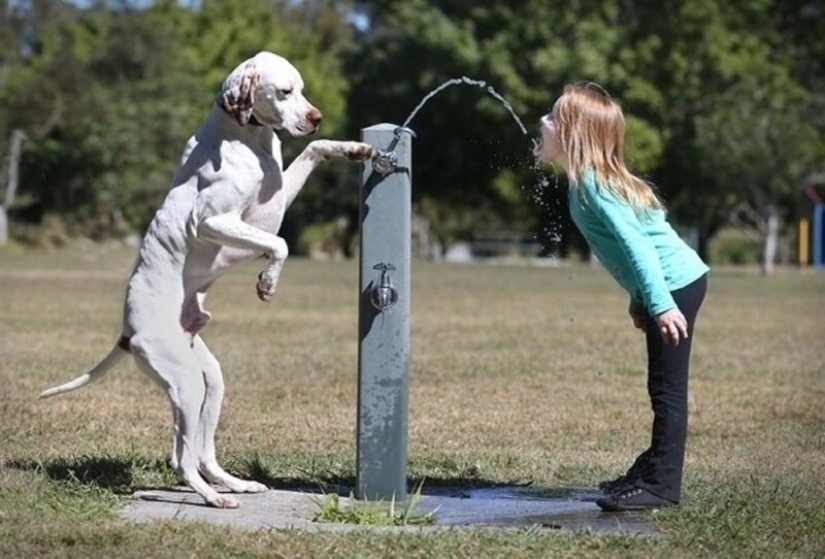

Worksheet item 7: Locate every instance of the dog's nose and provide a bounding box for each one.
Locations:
[307,108,323,128]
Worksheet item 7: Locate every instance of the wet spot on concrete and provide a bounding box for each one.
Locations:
[419,485,659,534]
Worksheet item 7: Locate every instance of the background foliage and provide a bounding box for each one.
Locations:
[1,0,823,259]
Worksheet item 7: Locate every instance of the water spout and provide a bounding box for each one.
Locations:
[371,126,416,175]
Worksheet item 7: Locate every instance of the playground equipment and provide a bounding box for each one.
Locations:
[799,182,824,271]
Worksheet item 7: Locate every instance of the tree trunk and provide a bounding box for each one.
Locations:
[762,205,779,276]
[0,206,7,245]
[0,129,27,246]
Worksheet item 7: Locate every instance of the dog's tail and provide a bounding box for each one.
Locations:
[39,336,130,399]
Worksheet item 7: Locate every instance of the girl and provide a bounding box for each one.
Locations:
[535,83,708,511]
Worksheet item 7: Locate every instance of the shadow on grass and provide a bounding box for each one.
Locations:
[5,455,173,494]
[244,458,597,501]
[6,454,598,503]
[240,454,521,496]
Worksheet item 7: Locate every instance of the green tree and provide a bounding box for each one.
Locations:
[346,0,667,255]
[5,0,358,244]
[647,1,825,265]
[3,0,822,265]
[347,0,824,264]
[15,1,204,237]
[693,74,821,273]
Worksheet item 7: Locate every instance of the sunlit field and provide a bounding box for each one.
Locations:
[1,244,823,558]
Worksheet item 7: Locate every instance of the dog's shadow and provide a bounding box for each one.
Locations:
[6,455,171,494]
[6,454,357,495]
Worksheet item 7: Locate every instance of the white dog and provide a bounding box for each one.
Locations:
[39,51,374,508]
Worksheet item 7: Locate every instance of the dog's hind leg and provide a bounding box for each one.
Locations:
[130,332,240,509]
[191,336,268,493]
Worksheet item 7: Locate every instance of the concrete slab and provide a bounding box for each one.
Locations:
[120,485,659,535]
[122,488,327,532]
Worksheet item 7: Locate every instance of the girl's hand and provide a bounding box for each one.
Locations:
[628,305,647,331]
[655,308,689,346]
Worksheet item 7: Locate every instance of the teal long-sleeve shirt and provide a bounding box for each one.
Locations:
[568,171,709,316]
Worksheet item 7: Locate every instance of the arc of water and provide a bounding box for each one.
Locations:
[398,76,566,255]
[401,76,528,135]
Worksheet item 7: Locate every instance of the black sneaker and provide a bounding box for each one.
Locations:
[596,486,677,512]
[598,448,653,493]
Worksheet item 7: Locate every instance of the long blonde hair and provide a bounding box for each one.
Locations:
[553,83,662,212]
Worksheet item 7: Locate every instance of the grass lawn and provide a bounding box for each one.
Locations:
[1,243,823,558]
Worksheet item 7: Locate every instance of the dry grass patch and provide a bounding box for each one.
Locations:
[1,245,823,557]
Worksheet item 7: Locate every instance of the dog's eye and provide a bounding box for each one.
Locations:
[279,88,293,97]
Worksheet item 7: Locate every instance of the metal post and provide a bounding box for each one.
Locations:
[356,124,412,500]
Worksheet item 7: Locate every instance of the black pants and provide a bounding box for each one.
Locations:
[635,274,707,503]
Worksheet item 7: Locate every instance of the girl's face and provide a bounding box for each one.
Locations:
[534,108,563,165]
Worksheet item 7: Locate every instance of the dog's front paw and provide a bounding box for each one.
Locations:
[256,270,277,302]
[343,141,375,162]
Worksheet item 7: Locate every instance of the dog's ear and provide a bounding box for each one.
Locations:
[219,61,260,126]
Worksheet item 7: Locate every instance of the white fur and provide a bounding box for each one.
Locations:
[39,51,373,509]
